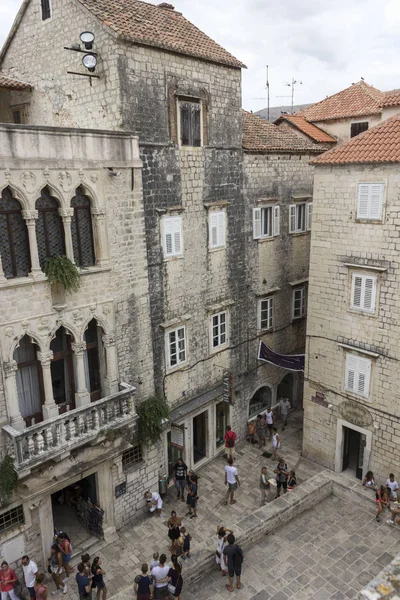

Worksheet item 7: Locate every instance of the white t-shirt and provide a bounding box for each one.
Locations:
[152,565,170,588]
[225,465,238,485]
[386,479,399,496]
[265,411,273,425]
[279,399,291,414]
[23,560,38,588]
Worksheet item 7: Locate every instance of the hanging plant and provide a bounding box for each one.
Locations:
[45,255,81,293]
[0,455,18,508]
[137,396,170,445]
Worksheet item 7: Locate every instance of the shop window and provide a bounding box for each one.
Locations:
[50,327,75,410]
[179,99,201,147]
[0,187,31,279]
[35,187,65,270]
[14,335,44,426]
[71,187,95,267]
[122,444,143,469]
[84,319,105,402]
[0,505,24,533]
[41,0,51,20]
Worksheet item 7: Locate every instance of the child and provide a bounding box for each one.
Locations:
[150,552,159,571]
[287,470,297,490]
[376,485,390,522]
[247,421,256,444]
[180,526,191,559]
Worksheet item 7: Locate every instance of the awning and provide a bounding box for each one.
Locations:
[170,384,224,422]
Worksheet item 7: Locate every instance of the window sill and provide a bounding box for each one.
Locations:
[179,145,203,151]
[291,315,306,323]
[0,275,42,289]
[163,255,184,263]
[258,327,274,333]
[355,219,383,224]
[344,389,371,402]
[165,362,188,374]
[289,231,309,237]
[210,343,229,355]
[122,460,144,473]
[256,236,275,243]
[209,246,226,253]
[79,265,112,276]
[348,307,376,317]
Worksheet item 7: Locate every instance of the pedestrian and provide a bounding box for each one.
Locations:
[185,473,198,519]
[150,553,159,571]
[272,427,281,459]
[375,485,390,522]
[173,458,188,502]
[274,459,289,498]
[386,473,399,500]
[223,534,244,592]
[260,466,270,506]
[167,511,182,552]
[21,555,38,600]
[91,558,106,600]
[168,555,183,600]
[58,533,72,580]
[48,544,66,595]
[145,490,163,516]
[255,415,266,449]
[362,471,377,490]
[81,555,91,573]
[246,420,256,444]
[0,561,18,600]
[34,575,48,600]
[224,457,240,506]
[75,563,92,600]
[179,527,191,559]
[265,407,274,439]
[287,470,297,490]
[215,525,233,576]
[151,554,170,600]
[278,397,291,430]
[387,505,400,525]
[134,564,153,600]
[224,426,237,461]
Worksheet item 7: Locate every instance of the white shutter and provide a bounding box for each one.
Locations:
[163,218,173,256]
[217,212,225,247]
[289,204,296,233]
[162,216,182,257]
[253,208,261,239]
[345,354,371,398]
[173,217,182,255]
[351,275,363,308]
[357,183,384,219]
[307,203,313,231]
[273,206,280,236]
[345,354,357,392]
[363,276,376,311]
[357,185,370,218]
[351,273,376,312]
[210,213,218,248]
[370,184,383,219]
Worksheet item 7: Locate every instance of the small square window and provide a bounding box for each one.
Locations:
[258,297,274,330]
[122,444,142,469]
[351,122,368,138]
[292,286,306,319]
[211,311,227,349]
[166,326,187,368]
[12,107,27,124]
[0,505,24,533]
[179,100,201,147]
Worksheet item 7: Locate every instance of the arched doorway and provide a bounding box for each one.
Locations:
[277,373,294,405]
[248,386,271,419]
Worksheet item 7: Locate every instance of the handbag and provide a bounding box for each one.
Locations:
[168,583,176,595]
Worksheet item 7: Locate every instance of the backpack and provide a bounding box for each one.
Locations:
[233,545,243,565]
[226,433,235,448]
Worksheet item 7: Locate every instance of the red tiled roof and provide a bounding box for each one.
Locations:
[274,114,337,144]
[242,110,323,154]
[77,0,245,68]
[381,91,400,108]
[310,115,400,165]
[300,81,385,122]
[0,75,31,90]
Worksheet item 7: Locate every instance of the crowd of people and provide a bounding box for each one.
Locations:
[362,470,400,523]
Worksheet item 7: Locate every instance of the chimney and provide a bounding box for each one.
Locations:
[158,3,175,9]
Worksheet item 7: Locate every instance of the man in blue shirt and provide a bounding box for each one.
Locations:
[76,563,92,600]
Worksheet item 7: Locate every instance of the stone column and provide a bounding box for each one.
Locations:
[92,208,110,268]
[38,351,59,420]
[22,210,44,279]
[103,332,119,395]
[4,360,25,431]
[71,342,91,407]
[59,208,75,264]
[97,460,117,542]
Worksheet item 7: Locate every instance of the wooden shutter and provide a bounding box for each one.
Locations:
[217,212,225,246]
[370,184,383,219]
[180,104,190,146]
[346,354,357,392]
[193,105,201,147]
[41,0,51,20]
[289,205,296,233]
[357,185,370,218]
[346,354,371,398]
[173,217,182,255]
[273,206,280,236]
[351,275,363,308]
[307,203,313,231]
[363,276,376,311]
[253,208,261,239]
[351,273,376,311]
[209,213,218,248]
[163,218,173,256]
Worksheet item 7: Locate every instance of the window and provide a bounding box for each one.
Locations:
[351,273,377,313]
[12,107,27,124]
[179,100,201,147]
[253,206,280,239]
[162,216,182,258]
[351,122,368,138]
[211,312,227,349]
[50,327,75,409]
[357,183,384,220]
[0,187,31,279]
[35,188,65,270]
[166,326,186,368]
[209,211,226,249]
[71,187,95,267]
[41,0,51,20]
[14,335,44,426]
[0,505,24,533]
[292,286,306,319]
[122,444,143,469]
[258,297,274,330]
[84,319,105,402]
[289,202,312,233]
[345,353,371,398]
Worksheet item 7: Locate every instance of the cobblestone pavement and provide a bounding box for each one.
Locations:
[181,495,400,600]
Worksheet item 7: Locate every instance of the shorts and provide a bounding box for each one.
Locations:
[277,480,287,490]
[27,588,36,599]
[228,566,242,577]
[267,423,273,431]
[226,447,235,458]
[175,480,185,491]
[137,595,150,600]
[186,495,196,507]
[228,482,238,491]
[154,586,169,600]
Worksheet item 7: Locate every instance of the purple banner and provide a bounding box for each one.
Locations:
[258,341,305,372]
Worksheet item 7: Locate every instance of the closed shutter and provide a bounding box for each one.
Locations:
[370,184,383,219]
[217,212,225,246]
[173,218,182,254]
[253,208,261,239]
[363,276,376,311]
[351,275,363,308]
[357,185,370,218]
[345,354,371,398]
[163,217,182,257]
[209,211,225,248]
[351,273,376,312]
[289,205,296,233]
[307,203,313,231]
[273,205,280,236]
[357,183,383,219]
[180,105,190,146]
[193,106,201,147]
[210,213,218,247]
[163,218,173,256]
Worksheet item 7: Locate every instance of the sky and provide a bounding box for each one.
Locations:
[1,0,400,112]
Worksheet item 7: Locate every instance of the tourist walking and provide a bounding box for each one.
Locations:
[279,398,291,430]
[180,527,192,559]
[223,534,244,592]
[48,545,66,595]
[58,533,73,580]
[168,555,183,600]
[224,426,237,460]
[173,458,188,501]
[274,459,289,498]
[91,557,106,600]
[265,407,274,439]
[255,415,266,449]
[75,563,92,600]
[260,466,270,506]
[134,564,153,600]
[272,427,281,459]
[0,561,18,600]
[167,511,182,552]
[151,554,170,600]
[22,555,38,599]
[386,473,399,500]
[34,575,48,600]
[186,473,198,519]
[224,457,240,505]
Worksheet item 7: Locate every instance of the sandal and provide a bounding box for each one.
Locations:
[226,585,234,592]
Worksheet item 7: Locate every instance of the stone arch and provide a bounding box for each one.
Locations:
[0,183,30,211]
[35,182,66,209]
[48,321,78,345]
[79,313,109,343]
[67,181,101,212]
[10,331,45,361]
[277,372,295,405]
[248,384,273,419]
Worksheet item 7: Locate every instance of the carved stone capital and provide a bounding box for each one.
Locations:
[59,208,74,219]
[22,210,39,222]
[37,351,54,367]
[71,342,86,355]
[4,361,18,377]
[91,208,106,217]
[102,333,116,347]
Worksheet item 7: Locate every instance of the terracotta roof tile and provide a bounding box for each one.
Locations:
[77,0,245,68]
[381,91,400,108]
[300,81,385,122]
[274,114,337,144]
[310,115,400,165]
[0,75,31,90]
[242,110,323,154]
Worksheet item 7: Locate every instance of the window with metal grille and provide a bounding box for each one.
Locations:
[122,444,143,469]
[41,0,51,20]
[350,122,368,138]
[0,505,24,533]
[71,187,95,267]
[0,187,31,279]
[179,100,201,147]
[35,187,65,270]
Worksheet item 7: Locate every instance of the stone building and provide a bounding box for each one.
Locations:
[303,115,400,483]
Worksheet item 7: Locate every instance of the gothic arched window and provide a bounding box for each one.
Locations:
[71,187,95,267]
[0,187,30,279]
[35,187,65,270]
[84,319,105,402]
[14,335,44,426]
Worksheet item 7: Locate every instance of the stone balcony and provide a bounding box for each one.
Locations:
[3,382,137,476]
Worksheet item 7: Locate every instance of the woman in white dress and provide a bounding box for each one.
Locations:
[215,525,233,576]
[272,427,281,459]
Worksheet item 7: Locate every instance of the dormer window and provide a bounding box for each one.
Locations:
[41,0,51,21]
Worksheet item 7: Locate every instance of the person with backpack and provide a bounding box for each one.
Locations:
[223,534,244,592]
[0,561,19,600]
[224,426,237,460]
[48,544,66,595]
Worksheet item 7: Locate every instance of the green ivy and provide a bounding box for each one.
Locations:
[45,255,81,292]
[137,397,170,445]
[0,455,18,508]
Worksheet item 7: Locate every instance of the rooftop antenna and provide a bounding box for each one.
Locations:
[286,78,302,114]
[252,64,271,120]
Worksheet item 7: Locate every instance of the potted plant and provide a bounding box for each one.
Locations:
[45,255,80,304]
[0,455,18,508]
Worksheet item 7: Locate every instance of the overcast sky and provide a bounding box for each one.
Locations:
[1,0,400,112]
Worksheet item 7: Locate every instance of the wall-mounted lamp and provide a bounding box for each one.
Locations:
[82,54,97,73]
[80,31,95,50]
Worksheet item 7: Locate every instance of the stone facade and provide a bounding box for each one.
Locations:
[303,163,400,483]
